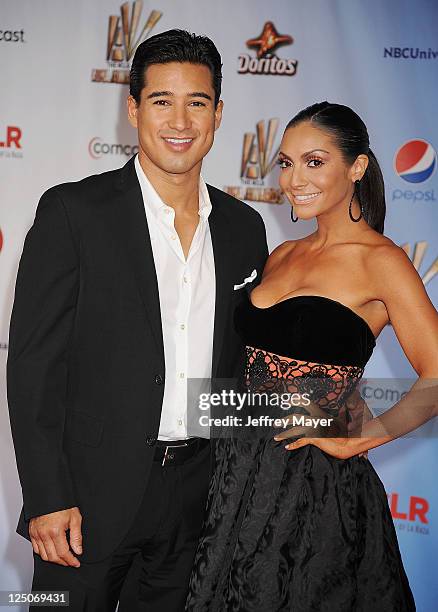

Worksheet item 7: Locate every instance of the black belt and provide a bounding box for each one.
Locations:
[153,437,210,466]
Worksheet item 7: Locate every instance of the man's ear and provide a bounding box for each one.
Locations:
[214,100,224,131]
[127,95,139,128]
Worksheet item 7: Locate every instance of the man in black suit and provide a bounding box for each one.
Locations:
[7,30,268,610]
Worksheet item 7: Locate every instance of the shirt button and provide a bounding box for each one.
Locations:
[179,372,185,379]
[180,324,185,330]
[155,374,164,385]
[171,235,177,240]
[146,436,157,446]
[183,276,188,283]
[178,419,183,426]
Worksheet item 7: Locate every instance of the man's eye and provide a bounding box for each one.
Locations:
[153,100,169,106]
[190,101,206,107]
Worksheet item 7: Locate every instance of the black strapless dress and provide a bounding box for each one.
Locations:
[186,294,416,611]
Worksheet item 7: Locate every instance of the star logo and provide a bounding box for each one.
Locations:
[246,21,293,58]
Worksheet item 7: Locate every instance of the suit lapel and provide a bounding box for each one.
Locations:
[208,186,233,379]
[111,157,164,362]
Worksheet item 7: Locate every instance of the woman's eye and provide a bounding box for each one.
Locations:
[308,158,323,167]
[277,158,291,169]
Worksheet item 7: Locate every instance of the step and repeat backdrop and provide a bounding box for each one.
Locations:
[1,0,437,609]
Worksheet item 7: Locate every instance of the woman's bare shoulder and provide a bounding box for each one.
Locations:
[263,240,298,275]
[340,229,400,260]
[268,234,314,258]
[270,239,297,258]
[362,232,420,294]
[363,231,408,261]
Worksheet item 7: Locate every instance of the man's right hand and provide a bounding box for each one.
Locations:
[29,506,82,567]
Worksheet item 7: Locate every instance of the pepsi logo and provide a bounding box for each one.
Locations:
[394,139,436,184]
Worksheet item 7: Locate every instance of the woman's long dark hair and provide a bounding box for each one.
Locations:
[286,102,385,234]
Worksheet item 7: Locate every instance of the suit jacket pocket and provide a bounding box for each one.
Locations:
[65,410,104,447]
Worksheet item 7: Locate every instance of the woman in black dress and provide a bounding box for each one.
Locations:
[186,102,438,611]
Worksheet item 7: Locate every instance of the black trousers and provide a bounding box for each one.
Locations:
[31,442,211,611]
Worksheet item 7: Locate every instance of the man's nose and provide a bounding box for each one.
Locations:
[168,104,192,132]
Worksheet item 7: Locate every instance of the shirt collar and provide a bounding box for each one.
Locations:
[134,154,212,221]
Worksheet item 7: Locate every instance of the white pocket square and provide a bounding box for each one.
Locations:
[233,269,257,290]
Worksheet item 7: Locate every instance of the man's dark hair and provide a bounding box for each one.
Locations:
[130,29,223,106]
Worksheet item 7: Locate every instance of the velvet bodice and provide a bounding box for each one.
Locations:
[235,293,375,368]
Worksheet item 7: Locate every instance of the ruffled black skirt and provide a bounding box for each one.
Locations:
[186,439,415,612]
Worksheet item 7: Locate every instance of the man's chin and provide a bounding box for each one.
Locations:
[139,149,204,176]
[158,159,201,176]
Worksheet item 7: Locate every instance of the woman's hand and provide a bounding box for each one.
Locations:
[280,435,360,459]
[273,400,368,459]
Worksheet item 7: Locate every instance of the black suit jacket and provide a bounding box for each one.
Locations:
[7,157,269,563]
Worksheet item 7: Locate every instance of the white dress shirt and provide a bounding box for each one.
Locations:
[134,156,215,440]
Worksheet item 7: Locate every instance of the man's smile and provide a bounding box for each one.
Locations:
[162,136,195,152]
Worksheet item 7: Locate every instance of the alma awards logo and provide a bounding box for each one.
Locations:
[401,241,438,287]
[224,118,284,204]
[92,1,162,84]
[238,21,298,76]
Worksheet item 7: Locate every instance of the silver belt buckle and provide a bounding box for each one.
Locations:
[162,443,188,466]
